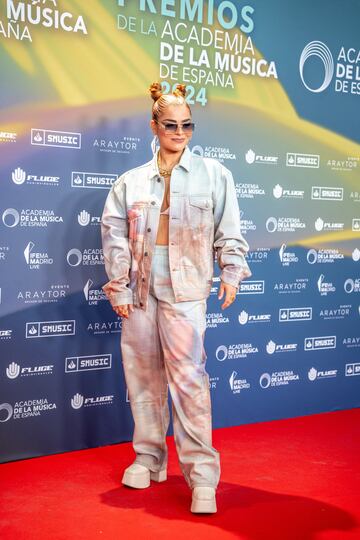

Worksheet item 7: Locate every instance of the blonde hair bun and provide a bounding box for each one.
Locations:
[149,82,187,102]
[149,82,163,102]
[173,84,187,99]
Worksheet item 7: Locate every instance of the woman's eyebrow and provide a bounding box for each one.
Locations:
[162,118,192,122]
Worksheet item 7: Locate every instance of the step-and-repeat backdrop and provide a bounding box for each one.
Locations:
[0,1,359,462]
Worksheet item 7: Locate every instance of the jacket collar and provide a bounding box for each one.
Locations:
[149,144,191,179]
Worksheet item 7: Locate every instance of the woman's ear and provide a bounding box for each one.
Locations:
[150,119,157,135]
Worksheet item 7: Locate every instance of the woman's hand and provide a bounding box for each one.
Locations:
[113,304,134,319]
[218,281,237,310]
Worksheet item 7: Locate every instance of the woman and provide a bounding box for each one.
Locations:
[101,82,252,513]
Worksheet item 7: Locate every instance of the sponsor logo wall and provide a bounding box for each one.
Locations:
[0,0,359,462]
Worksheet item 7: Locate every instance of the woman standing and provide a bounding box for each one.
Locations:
[101,82,252,513]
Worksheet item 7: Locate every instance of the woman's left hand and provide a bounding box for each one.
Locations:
[218,281,237,310]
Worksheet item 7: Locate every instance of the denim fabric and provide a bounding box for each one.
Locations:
[120,244,220,489]
[101,145,252,310]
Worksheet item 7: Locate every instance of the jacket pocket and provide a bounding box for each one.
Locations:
[189,195,213,210]
[127,207,145,260]
[188,194,213,228]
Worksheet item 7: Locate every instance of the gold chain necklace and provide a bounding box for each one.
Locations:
[157,153,176,176]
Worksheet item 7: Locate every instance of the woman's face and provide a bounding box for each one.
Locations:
[151,103,193,153]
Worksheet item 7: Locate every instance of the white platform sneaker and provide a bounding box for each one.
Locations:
[191,487,217,513]
[121,463,167,489]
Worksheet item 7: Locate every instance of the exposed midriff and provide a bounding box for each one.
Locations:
[155,173,171,245]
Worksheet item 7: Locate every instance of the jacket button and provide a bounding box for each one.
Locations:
[151,201,156,205]
[144,251,148,256]
[157,178,161,183]
[140,302,143,307]
[147,227,151,232]
[142,277,145,282]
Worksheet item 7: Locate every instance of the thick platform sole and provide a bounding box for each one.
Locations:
[191,495,217,513]
[122,467,167,489]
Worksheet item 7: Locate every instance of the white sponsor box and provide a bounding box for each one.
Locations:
[26,320,75,338]
[287,153,319,168]
[304,336,336,351]
[345,363,360,376]
[31,129,81,149]
[311,186,343,200]
[65,354,112,372]
[239,280,265,294]
[72,172,117,189]
[279,307,312,322]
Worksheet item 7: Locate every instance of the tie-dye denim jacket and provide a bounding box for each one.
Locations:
[101,145,252,310]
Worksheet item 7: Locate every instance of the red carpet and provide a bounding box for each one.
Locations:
[1,408,359,540]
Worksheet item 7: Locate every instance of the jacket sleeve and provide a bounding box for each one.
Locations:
[101,176,133,307]
[213,163,252,289]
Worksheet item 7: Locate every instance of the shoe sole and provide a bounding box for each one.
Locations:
[122,468,167,489]
[191,498,217,513]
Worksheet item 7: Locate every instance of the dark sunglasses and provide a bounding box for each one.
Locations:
[155,120,195,133]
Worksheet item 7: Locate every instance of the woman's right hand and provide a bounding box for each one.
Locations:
[113,304,134,318]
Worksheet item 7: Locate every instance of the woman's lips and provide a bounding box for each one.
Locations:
[172,138,185,142]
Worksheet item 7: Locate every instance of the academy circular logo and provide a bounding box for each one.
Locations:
[2,208,20,228]
[299,41,334,93]
[259,373,271,389]
[191,145,204,156]
[307,249,318,264]
[266,217,278,233]
[344,278,355,294]
[0,403,13,422]
[215,345,228,362]
[67,248,83,266]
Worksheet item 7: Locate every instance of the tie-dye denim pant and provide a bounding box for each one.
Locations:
[120,244,221,489]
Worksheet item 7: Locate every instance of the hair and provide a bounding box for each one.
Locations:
[149,82,191,121]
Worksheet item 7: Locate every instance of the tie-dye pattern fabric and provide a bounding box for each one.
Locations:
[120,244,220,489]
[101,145,252,310]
